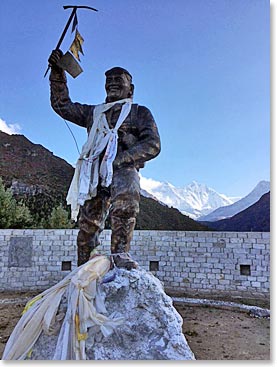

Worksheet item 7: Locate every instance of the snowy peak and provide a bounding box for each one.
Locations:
[198,180,270,222]
[140,175,236,219]
[176,181,232,212]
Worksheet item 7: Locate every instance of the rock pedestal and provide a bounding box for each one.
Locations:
[30,268,195,360]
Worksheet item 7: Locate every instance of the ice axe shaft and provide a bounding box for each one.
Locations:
[44,5,98,78]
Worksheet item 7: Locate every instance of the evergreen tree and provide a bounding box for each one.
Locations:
[47,204,73,229]
[0,178,16,228]
[0,178,34,228]
[14,201,33,228]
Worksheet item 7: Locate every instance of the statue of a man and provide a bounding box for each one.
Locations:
[48,50,161,269]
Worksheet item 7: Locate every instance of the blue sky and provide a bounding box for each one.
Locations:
[0,0,270,198]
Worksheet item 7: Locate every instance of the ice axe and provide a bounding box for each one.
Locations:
[44,5,98,78]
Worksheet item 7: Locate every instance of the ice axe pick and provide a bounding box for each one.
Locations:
[44,5,98,78]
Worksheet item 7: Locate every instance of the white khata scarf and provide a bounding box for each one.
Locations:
[67,98,132,220]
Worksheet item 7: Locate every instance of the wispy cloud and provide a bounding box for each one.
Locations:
[139,174,163,192]
[0,118,21,135]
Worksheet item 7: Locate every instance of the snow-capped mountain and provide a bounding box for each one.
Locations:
[198,180,270,222]
[140,176,237,219]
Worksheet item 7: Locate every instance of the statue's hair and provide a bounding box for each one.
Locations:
[105,67,132,83]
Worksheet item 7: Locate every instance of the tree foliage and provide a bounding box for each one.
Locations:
[0,178,33,228]
[47,204,73,229]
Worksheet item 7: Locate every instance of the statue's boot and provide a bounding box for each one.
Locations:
[110,216,138,270]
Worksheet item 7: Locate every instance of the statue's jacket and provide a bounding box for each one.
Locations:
[49,68,161,171]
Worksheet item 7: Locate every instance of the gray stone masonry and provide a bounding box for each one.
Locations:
[0,230,270,297]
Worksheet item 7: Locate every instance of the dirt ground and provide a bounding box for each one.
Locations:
[175,304,270,360]
[0,292,270,360]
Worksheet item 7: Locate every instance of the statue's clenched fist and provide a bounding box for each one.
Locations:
[48,49,64,68]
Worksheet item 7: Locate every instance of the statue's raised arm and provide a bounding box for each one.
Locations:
[49,49,93,129]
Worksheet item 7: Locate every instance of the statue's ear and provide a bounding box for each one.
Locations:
[129,83,134,98]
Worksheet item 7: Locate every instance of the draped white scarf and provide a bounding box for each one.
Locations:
[67,98,132,220]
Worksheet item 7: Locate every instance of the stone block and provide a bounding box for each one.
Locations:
[237,233,248,238]
[201,263,213,269]
[36,280,51,286]
[186,263,199,268]
[247,276,258,281]
[191,283,203,289]
[209,247,221,253]
[212,232,226,238]
[253,243,266,250]
[243,238,257,244]
[207,258,219,263]
[224,274,234,280]
[215,285,227,290]
[257,239,269,245]
[230,237,244,244]
[233,248,247,254]
[240,281,251,287]
[247,233,262,239]
[194,237,206,243]
[218,279,230,285]
[257,276,268,282]
[241,243,253,249]
[196,247,207,253]
[195,273,206,279]
[225,232,238,238]
[262,232,270,239]
[194,257,206,263]
[256,265,267,272]
[184,256,194,263]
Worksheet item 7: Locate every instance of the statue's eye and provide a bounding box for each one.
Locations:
[115,77,123,82]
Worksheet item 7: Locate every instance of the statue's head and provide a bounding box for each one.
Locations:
[105,67,134,102]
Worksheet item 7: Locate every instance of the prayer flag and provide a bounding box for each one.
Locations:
[70,29,84,61]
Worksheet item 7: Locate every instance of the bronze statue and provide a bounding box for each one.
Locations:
[48,50,161,269]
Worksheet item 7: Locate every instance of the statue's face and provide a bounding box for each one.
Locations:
[105,73,133,102]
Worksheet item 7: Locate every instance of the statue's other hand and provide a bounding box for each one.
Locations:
[48,49,64,68]
[113,151,134,169]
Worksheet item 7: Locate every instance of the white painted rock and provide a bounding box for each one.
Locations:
[30,268,195,360]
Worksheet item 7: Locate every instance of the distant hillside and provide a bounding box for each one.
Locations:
[0,131,209,230]
[200,192,270,232]
[137,196,209,230]
[198,181,270,221]
[0,131,74,194]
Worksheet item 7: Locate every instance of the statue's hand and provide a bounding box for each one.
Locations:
[48,49,64,68]
[122,133,137,149]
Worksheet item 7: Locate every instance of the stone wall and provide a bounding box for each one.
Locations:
[0,230,270,296]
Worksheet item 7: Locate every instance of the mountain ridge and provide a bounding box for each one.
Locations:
[199,192,270,232]
[198,180,270,221]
